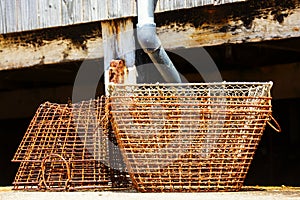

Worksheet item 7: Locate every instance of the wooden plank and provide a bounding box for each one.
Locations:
[99,0,108,20]
[120,0,135,17]
[101,19,135,72]
[84,0,102,22]
[16,0,23,31]
[89,0,99,22]
[156,5,300,49]
[82,0,92,22]
[1,2,300,71]
[73,0,83,24]
[37,0,44,28]
[0,0,245,34]
[106,0,118,19]
[61,0,82,25]
[157,0,216,11]
[0,0,6,33]
[38,0,47,28]
[101,18,136,94]
[4,0,16,33]
[28,0,38,31]
[61,0,75,25]
[215,0,233,5]
[47,0,62,28]
[0,7,297,69]
[15,0,38,32]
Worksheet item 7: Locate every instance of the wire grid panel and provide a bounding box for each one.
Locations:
[12,96,114,190]
[108,127,133,188]
[109,82,273,192]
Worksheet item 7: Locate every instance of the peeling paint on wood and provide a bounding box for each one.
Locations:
[0,22,104,70]
[0,0,245,34]
[156,4,300,49]
[0,37,103,70]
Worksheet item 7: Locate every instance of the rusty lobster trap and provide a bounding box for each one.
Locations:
[109,82,280,192]
[12,96,130,191]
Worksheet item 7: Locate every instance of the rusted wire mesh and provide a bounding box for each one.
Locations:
[109,82,275,192]
[12,96,130,191]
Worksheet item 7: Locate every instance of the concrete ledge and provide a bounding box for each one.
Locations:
[1,187,300,200]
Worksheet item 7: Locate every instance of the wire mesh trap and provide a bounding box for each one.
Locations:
[12,96,130,191]
[109,82,280,192]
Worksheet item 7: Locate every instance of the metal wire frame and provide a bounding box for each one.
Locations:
[109,82,276,192]
[12,96,130,191]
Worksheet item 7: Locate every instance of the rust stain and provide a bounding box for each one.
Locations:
[0,22,101,49]
[293,27,300,31]
[101,18,132,48]
[109,59,128,84]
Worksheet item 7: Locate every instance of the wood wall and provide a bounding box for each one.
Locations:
[0,0,245,34]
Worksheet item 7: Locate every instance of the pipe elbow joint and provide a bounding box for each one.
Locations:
[137,23,161,53]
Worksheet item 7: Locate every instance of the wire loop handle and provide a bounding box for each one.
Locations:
[40,154,71,191]
[267,115,281,132]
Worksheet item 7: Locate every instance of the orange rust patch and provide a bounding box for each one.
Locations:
[109,59,128,84]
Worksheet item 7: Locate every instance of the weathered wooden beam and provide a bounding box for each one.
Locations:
[1,4,300,70]
[0,23,104,70]
[101,18,136,94]
[157,4,300,49]
[0,37,103,70]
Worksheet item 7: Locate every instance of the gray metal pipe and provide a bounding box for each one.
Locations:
[136,0,182,83]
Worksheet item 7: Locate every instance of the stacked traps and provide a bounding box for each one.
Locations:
[109,82,281,192]
[12,96,130,191]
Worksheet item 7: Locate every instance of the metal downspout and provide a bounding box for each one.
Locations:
[136,0,182,83]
